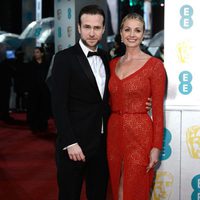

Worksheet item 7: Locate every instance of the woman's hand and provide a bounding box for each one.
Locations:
[146,147,160,173]
[146,97,152,111]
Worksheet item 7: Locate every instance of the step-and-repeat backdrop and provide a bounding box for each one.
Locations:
[53,0,200,199]
[165,0,200,106]
[54,0,75,52]
[152,1,200,200]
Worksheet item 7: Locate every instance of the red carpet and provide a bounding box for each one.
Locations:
[0,113,58,200]
[0,113,112,200]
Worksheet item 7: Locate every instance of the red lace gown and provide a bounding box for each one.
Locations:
[107,57,166,200]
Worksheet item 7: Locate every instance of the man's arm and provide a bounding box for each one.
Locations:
[49,52,77,149]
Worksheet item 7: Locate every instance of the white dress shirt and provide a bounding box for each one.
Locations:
[79,40,106,98]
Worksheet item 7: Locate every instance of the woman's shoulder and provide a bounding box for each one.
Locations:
[144,55,164,68]
[150,56,164,63]
[110,56,120,65]
[109,56,121,71]
[148,56,166,76]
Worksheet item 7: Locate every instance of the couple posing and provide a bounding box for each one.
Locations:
[48,4,166,200]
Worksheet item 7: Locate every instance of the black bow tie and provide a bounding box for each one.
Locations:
[87,51,100,57]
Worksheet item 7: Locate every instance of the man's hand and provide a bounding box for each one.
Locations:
[146,97,152,111]
[146,147,160,173]
[67,144,86,162]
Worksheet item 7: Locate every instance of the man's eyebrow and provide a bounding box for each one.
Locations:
[83,24,102,28]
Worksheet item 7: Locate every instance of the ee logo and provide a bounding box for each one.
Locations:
[160,128,172,161]
[180,5,193,29]
[57,27,62,38]
[68,8,72,19]
[191,174,200,200]
[179,71,192,95]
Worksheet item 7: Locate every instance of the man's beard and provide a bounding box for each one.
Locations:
[81,38,99,49]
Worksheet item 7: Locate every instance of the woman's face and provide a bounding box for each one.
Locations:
[33,49,43,60]
[120,18,144,49]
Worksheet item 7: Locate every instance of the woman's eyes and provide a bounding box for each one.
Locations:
[124,28,142,33]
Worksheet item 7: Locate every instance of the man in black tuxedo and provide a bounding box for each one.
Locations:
[48,5,110,200]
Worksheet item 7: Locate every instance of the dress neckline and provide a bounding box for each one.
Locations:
[114,56,153,81]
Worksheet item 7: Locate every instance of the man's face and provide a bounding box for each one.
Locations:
[78,14,105,51]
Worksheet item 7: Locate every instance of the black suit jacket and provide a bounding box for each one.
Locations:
[49,43,110,157]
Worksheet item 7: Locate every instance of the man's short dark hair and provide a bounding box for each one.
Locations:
[78,4,105,26]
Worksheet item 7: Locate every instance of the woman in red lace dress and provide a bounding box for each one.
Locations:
[107,13,166,200]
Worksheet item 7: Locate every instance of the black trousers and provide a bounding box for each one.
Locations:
[56,136,109,200]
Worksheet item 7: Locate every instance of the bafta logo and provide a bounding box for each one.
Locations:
[152,171,174,200]
[186,125,200,159]
[177,41,192,64]
[67,26,72,38]
[57,9,62,20]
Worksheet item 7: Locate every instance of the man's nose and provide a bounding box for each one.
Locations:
[89,28,95,36]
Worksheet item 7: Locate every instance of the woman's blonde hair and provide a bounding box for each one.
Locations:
[120,13,145,32]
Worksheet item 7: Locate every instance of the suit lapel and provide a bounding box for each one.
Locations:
[74,44,101,97]
[74,43,110,101]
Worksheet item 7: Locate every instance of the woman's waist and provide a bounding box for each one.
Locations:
[111,110,148,115]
